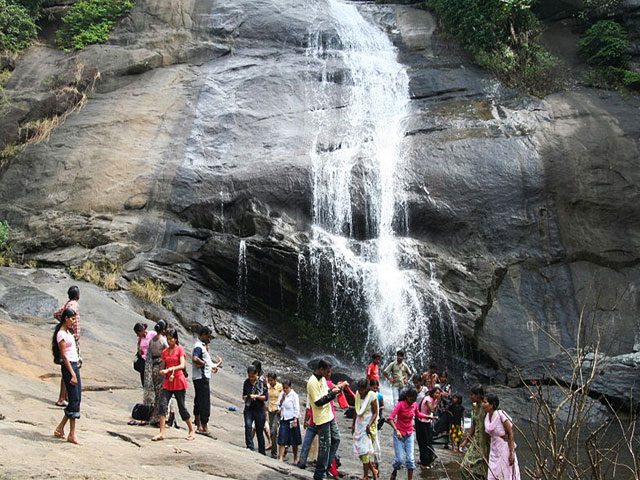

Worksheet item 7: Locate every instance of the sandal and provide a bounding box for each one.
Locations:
[55,401,68,407]
[128,420,137,426]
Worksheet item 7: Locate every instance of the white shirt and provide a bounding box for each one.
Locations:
[277,389,300,421]
[192,339,213,380]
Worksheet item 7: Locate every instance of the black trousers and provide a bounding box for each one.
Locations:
[193,378,211,424]
[416,420,435,466]
[159,389,190,420]
[244,409,266,455]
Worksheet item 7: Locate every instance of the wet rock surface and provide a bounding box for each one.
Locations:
[0,0,639,407]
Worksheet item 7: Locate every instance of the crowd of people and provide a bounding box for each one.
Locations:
[49,285,521,480]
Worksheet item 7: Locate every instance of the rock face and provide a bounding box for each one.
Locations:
[0,0,639,402]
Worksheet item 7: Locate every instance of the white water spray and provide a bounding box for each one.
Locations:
[306,0,448,359]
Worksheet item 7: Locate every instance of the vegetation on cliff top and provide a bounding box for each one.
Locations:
[0,0,133,54]
[56,0,134,51]
[429,0,561,96]
[579,20,640,91]
[0,0,39,53]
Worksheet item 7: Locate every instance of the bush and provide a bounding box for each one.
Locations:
[0,0,39,53]
[578,0,620,23]
[56,0,134,50]
[579,20,629,68]
[0,221,9,251]
[621,69,640,90]
[429,0,560,96]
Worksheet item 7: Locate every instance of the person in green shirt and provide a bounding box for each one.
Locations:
[383,350,412,405]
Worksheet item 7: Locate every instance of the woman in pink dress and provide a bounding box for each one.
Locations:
[483,394,521,480]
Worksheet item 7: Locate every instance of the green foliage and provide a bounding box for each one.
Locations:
[621,69,640,90]
[578,21,638,92]
[583,66,640,91]
[56,0,134,51]
[579,20,628,68]
[429,0,560,96]
[0,0,39,53]
[578,0,620,23]
[15,0,43,16]
[0,221,9,251]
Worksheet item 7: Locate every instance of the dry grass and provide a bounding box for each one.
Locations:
[22,117,61,144]
[129,277,167,304]
[100,260,121,290]
[68,261,101,284]
[0,143,24,166]
[0,250,10,267]
[68,259,122,290]
[0,69,11,86]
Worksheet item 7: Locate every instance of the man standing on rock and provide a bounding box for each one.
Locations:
[383,350,412,406]
[192,325,222,436]
[307,359,342,480]
[54,286,80,407]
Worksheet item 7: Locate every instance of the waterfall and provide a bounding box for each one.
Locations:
[237,240,248,312]
[306,0,456,361]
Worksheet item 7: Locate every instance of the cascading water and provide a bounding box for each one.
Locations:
[304,0,457,362]
[237,239,248,313]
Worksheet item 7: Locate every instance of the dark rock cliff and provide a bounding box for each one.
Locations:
[0,0,638,403]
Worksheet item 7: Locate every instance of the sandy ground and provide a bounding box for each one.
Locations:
[0,267,461,479]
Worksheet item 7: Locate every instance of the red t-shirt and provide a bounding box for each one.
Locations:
[161,345,188,391]
[366,363,380,382]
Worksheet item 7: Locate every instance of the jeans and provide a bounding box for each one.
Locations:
[160,389,190,420]
[268,410,281,456]
[391,386,402,405]
[244,408,266,455]
[392,432,416,471]
[61,362,81,419]
[193,378,210,424]
[315,420,340,480]
[297,424,317,466]
[416,420,435,466]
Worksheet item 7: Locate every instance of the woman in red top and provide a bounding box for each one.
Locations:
[152,328,195,441]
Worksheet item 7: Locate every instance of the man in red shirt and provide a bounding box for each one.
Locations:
[366,352,382,383]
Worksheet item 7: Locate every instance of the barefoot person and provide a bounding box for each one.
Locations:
[192,325,222,436]
[307,359,342,480]
[133,322,155,387]
[387,387,434,480]
[483,394,521,480]
[460,384,488,480]
[267,372,283,458]
[152,328,195,441]
[147,320,169,426]
[383,350,412,405]
[52,307,82,445]
[277,379,301,463]
[243,365,268,454]
[53,286,80,407]
[352,378,379,480]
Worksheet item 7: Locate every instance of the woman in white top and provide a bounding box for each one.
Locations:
[52,308,82,445]
[276,379,302,463]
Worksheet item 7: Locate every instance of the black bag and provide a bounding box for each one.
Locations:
[131,403,152,421]
[133,354,145,374]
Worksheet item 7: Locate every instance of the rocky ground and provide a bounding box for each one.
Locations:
[0,266,462,480]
